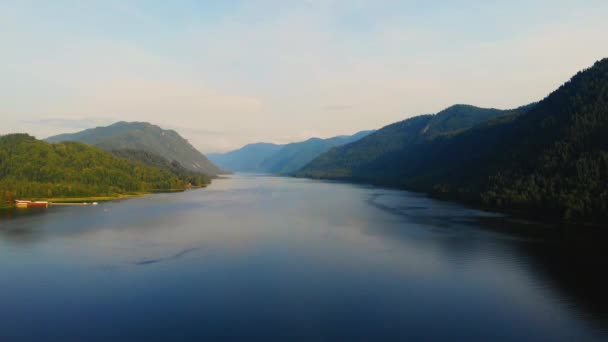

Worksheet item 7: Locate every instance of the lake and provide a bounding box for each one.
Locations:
[0,174,606,341]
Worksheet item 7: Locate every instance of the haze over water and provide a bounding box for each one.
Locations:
[0,174,606,341]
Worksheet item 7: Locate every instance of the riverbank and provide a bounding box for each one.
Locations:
[0,186,207,209]
[43,193,148,204]
[0,194,145,209]
[293,175,604,229]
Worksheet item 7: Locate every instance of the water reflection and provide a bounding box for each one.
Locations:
[0,174,606,341]
[363,187,608,334]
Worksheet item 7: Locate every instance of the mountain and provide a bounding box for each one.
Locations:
[297,104,526,179]
[260,130,374,175]
[298,58,608,223]
[0,134,188,206]
[46,122,222,176]
[208,130,374,174]
[110,149,210,187]
[207,143,282,173]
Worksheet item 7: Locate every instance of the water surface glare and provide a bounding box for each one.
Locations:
[1,174,606,341]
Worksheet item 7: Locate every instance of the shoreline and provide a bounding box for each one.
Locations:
[291,175,604,229]
[1,185,209,209]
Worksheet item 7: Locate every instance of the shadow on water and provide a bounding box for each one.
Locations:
[365,190,608,335]
[0,208,52,245]
[475,215,608,332]
[511,228,608,331]
[473,215,608,330]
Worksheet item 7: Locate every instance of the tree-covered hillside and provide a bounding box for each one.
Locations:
[46,122,222,176]
[0,134,187,207]
[111,149,210,187]
[297,58,608,223]
[472,59,608,221]
[297,104,526,179]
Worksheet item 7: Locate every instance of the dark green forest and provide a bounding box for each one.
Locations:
[0,134,192,207]
[110,149,211,187]
[296,104,529,179]
[297,59,608,223]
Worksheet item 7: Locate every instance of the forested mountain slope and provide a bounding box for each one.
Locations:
[0,134,187,205]
[46,122,222,176]
[297,58,608,222]
[297,104,527,179]
[111,149,210,187]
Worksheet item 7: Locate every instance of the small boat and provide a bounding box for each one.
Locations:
[14,200,49,209]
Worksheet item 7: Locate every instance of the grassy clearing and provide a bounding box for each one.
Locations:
[40,193,147,203]
[39,188,191,203]
[0,203,13,209]
[4,186,201,207]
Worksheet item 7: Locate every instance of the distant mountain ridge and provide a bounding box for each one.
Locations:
[46,122,222,176]
[296,104,528,178]
[298,58,608,223]
[208,130,374,174]
[260,130,374,174]
[207,143,283,173]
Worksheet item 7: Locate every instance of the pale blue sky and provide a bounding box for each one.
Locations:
[2,1,607,152]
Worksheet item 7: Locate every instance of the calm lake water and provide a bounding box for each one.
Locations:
[0,174,607,341]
